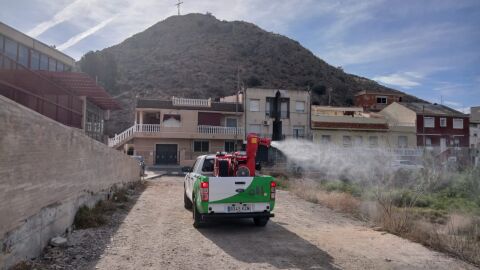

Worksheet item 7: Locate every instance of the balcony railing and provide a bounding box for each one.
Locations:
[108,124,161,147]
[108,124,244,147]
[172,96,211,107]
[197,125,244,135]
[137,124,161,133]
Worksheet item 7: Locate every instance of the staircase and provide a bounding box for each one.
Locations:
[108,124,161,148]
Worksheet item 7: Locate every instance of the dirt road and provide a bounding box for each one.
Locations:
[94,176,477,270]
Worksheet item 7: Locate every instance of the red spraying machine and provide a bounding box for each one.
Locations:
[214,133,271,177]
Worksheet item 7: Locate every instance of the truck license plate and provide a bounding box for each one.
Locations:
[227,204,251,213]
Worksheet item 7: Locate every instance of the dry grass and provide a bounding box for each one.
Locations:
[73,182,146,229]
[279,176,480,266]
[404,215,480,265]
[287,180,361,216]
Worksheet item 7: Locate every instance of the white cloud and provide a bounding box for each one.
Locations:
[27,0,85,37]
[373,72,421,88]
[57,16,117,51]
[321,23,466,67]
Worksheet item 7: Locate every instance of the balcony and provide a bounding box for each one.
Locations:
[197,125,243,135]
[108,124,244,148]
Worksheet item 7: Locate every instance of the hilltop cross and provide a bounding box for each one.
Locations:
[175,0,183,16]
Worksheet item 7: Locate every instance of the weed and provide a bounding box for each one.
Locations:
[10,261,32,270]
[113,188,129,203]
[73,202,107,229]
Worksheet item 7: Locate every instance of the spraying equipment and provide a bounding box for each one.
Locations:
[183,133,276,228]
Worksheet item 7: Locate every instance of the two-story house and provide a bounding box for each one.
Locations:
[355,90,405,112]
[380,102,469,150]
[108,97,244,166]
[311,106,393,148]
[243,88,311,140]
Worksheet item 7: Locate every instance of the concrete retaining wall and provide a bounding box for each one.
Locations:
[0,96,140,269]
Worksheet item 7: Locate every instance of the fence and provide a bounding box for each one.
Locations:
[0,52,83,128]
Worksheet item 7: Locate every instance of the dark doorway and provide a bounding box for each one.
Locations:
[155,144,178,165]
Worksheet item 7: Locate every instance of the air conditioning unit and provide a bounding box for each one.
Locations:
[262,120,269,126]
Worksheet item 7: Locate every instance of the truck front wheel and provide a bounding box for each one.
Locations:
[253,217,269,227]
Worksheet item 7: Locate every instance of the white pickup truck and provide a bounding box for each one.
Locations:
[183,154,276,228]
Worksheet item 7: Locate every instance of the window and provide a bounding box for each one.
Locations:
[398,136,408,148]
[193,141,209,152]
[0,34,4,52]
[424,116,435,128]
[249,99,260,112]
[56,62,64,72]
[440,117,447,127]
[40,54,48,70]
[369,136,378,147]
[192,157,202,173]
[454,138,460,147]
[343,136,352,147]
[265,97,272,117]
[163,114,181,127]
[201,158,214,172]
[30,50,40,70]
[453,118,463,129]
[293,126,305,138]
[4,38,17,60]
[248,124,261,134]
[321,135,331,144]
[280,99,289,118]
[48,58,56,71]
[225,141,236,152]
[0,35,3,68]
[18,44,28,67]
[353,136,363,146]
[425,137,432,147]
[226,118,237,128]
[295,101,305,112]
[376,96,387,104]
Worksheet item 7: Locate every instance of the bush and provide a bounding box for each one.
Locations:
[322,180,362,197]
[73,200,118,229]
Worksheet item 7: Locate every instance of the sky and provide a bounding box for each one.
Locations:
[1,0,479,112]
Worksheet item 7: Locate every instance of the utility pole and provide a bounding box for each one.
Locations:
[175,0,183,16]
[328,87,332,106]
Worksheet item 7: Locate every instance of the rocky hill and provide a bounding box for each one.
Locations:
[78,13,419,135]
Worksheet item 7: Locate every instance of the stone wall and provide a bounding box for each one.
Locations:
[0,96,139,269]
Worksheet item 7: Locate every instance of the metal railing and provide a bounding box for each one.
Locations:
[0,52,83,128]
[108,124,245,148]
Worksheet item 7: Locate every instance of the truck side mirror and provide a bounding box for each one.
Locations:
[181,166,191,173]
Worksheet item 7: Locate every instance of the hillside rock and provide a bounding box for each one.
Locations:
[78,13,419,136]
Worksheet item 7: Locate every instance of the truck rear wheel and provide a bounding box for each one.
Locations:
[193,197,202,228]
[253,217,269,227]
[184,189,192,209]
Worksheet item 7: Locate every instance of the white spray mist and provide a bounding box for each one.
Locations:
[270,139,397,184]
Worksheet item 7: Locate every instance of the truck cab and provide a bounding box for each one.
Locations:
[184,154,276,227]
